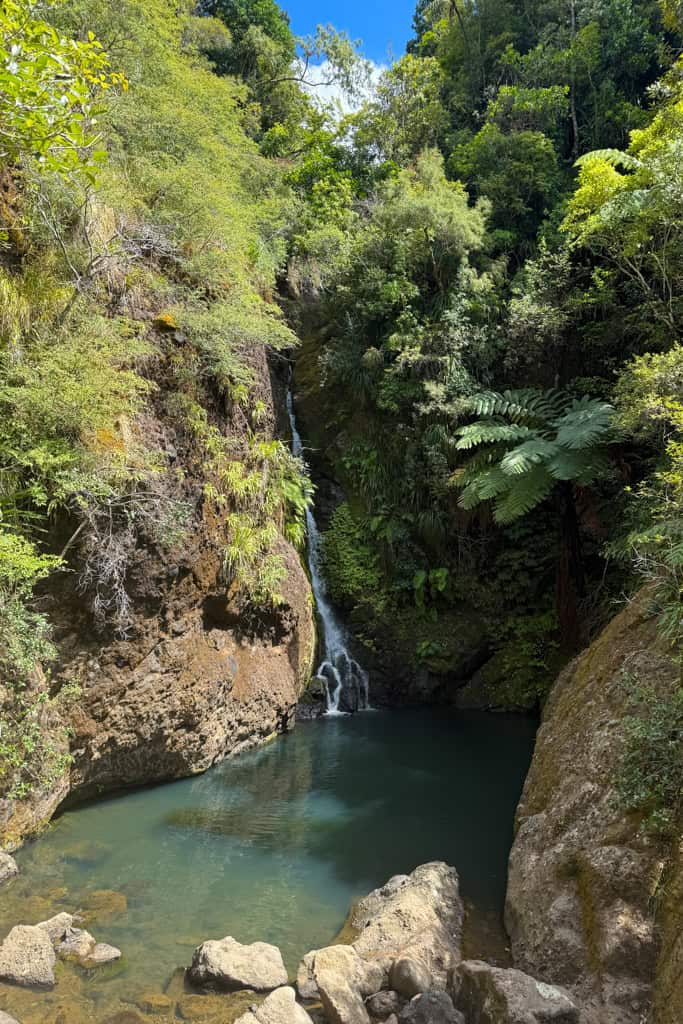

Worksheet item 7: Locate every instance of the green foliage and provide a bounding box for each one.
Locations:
[321,504,385,612]
[615,670,683,835]
[0,0,125,181]
[456,389,614,524]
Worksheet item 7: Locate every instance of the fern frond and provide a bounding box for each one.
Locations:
[458,466,510,509]
[455,420,532,450]
[493,465,554,524]
[466,388,568,424]
[553,397,614,450]
[575,148,641,172]
[547,448,610,483]
[500,438,559,476]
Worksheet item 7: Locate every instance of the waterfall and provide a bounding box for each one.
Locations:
[287,390,370,715]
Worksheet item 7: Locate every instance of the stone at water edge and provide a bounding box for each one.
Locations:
[0,923,56,988]
[0,852,19,886]
[451,960,580,1024]
[37,912,74,942]
[296,944,385,1003]
[38,913,122,968]
[0,1013,20,1024]
[317,968,371,1024]
[350,862,464,992]
[234,986,314,1024]
[398,991,464,1024]
[87,941,122,965]
[189,936,288,992]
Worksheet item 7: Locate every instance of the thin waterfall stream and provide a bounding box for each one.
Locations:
[287,389,370,714]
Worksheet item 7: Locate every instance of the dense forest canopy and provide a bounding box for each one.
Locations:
[0,0,681,829]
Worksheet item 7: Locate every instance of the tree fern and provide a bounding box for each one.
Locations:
[575,149,641,172]
[455,388,614,523]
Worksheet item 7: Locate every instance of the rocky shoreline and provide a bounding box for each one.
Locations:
[0,861,579,1024]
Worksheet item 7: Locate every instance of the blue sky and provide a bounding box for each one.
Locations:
[282,0,416,63]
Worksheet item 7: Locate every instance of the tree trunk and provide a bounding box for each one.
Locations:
[556,481,585,652]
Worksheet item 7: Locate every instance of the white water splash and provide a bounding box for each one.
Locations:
[287,390,370,715]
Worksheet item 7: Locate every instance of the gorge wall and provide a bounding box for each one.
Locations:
[505,590,682,1024]
[0,346,315,850]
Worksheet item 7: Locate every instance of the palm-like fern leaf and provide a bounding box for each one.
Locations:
[493,465,555,524]
[575,148,641,172]
[467,388,568,424]
[553,397,614,450]
[500,438,559,476]
[455,420,532,450]
[456,388,614,522]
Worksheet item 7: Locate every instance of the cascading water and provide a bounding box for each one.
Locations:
[287,390,370,715]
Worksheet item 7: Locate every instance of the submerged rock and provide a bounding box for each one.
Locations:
[0,923,56,988]
[350,863,464,991]
[134,991,174,1015]
[235,986,314,1024]
[451,960,579,1024]
[189,935,288,992]
[82,888,128,924]
[398,991,464,1024]
[0,851,19,885]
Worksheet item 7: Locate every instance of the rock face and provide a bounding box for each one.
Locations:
[0,851,18,885]
[295,865,464,1024]
[505,591,681,1024]
[452,961,579,1024]
[350,863,464,989]
[651,827,683,1024]
[0,924,56,988]
[0,348,315,848]
[189,936,288,992]
[235,987,314,1024]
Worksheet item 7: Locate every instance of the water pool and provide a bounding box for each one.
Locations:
[0,708,536,1022]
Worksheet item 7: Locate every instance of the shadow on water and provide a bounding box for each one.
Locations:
[0,708,536,1020]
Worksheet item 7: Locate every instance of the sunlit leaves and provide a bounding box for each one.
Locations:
[0,0,125,180]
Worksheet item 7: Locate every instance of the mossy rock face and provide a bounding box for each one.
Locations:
[505,590,680,1024]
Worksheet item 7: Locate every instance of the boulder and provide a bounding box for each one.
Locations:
[189,936,288,992]
[296,944,384,1003]
[0,923,56,988]
[350,863,463,990]
[57,926,97,960]
[318,969,370,1024]
[398,991,464,1024]
[451,960,580,1024]
[0,1013,20,1024]
[37,911,74,942]
[390,958,431,998]
[0,852,19,886]
[235,986,314,1024]
[51,920,121,967]
[366,990,404,1020]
